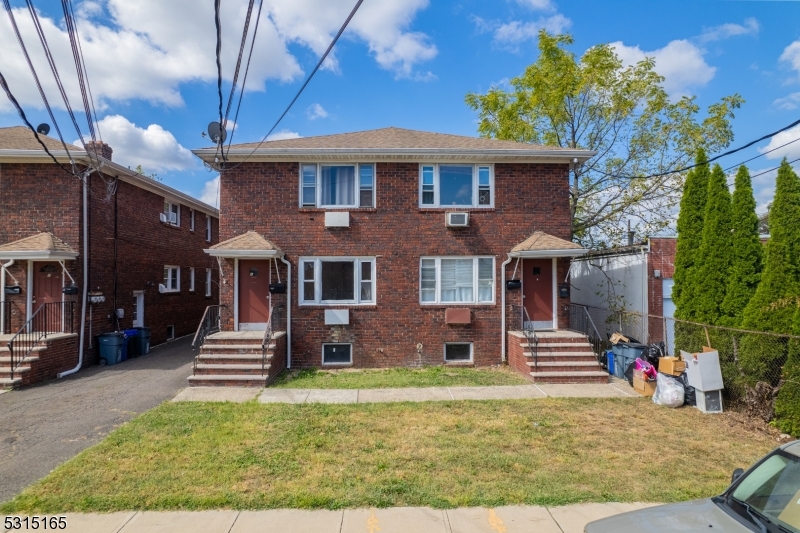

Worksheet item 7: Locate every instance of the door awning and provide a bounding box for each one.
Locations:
[0,232,78,260]
[204,231,284,259]
[510,231,588,258]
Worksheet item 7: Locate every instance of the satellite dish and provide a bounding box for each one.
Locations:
[207,121,227,144]
[36,123,50,135]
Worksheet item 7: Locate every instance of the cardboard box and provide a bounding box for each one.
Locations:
[777,489,800,529]
[609,332,629,344]
[680,347,724,391]
[659,357,686,376]
[633,370,657,397]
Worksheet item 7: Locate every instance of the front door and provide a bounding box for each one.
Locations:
[238,260,270,330]
[33,262,62,332]
[523,258,554,330]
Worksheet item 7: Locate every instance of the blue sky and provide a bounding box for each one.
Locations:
[1,0,799,214]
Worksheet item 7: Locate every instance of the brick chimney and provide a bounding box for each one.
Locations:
[85,140,113,161]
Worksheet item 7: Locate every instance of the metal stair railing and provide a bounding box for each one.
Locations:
[192,305,228,374]
[568,303,606,368]
[7,301,75,381]
[261,305,274,377]
[521,307,539,370]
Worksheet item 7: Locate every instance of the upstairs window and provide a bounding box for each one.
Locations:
[189,209,195,231]
[206,216,212,242]
[163,266,180,293]
[163,201,180,226]
[301,164,375,208]
[419,164,493,208]
[300,257,375,305]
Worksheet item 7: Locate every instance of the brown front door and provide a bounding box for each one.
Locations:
[33,262,62,332]
[238,260,270,329]
[522,258,554,329]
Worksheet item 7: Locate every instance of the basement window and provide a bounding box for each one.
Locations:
[445,343,472,362]
[323,344,352,365]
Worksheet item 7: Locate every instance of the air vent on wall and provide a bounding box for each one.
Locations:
[446,212,469,227]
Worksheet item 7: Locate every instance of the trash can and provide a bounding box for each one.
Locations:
[124,329,140,358]
[612,343,648,379]
[97,333,125,366]
[606,350,615,376]
[135,327,151,355]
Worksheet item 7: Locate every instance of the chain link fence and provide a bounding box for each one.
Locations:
[570,304,799,427]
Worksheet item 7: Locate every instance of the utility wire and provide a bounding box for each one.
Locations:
[223,0,256,131]
[214,0,223,133]
[219,0,364,171]
[63,0,102,145]
[722,136,800,173]
[751,157,800,179]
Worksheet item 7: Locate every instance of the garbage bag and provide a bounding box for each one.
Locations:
[646,342,665,368]
[653,372,685,408]
[674,372,696,406]
[624,361,636,384]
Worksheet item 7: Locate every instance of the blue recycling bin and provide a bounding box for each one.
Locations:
[123,328,140,359]
[606,350,615,376]
[97,333,124,366]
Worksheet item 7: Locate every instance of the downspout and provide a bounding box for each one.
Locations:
[1,260,14,331]
[279,255,291,369]
[501,254,513,362]
[59,170,90,378]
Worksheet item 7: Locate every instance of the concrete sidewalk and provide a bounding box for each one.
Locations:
[173,380,640,403]
[2,503,660,533]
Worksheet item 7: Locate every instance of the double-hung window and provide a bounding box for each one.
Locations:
[300,257,375,305]
[419,164,493,207]
[205,268,212,297]
[189,209,195,231]
[163,266,180,293]
[189,267,195,291]
[164,201,180,226]
[300,164,375,208]
[420,257,495,304]
[206,216,212,242]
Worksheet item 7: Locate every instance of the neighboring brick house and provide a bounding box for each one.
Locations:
[0,126,220,387]
[570,236,677,347]
[189,127,606,386]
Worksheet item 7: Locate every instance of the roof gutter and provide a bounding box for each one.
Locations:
[0,251,79,260]
[204,249,284,259]
[509,249,589,258]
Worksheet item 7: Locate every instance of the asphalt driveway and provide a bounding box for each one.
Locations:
[0,336,195,503]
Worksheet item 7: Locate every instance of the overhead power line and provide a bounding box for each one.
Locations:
[750,157,800,179]
[722,136,800,173]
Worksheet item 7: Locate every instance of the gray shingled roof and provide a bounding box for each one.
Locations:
[511,231,584,253]
[0,232,77,254]
[0,126,81,152]
[209,231,280,252]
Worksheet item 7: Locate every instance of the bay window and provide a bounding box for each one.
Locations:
[419,164,493,207]
[300,257,376,305]
[301,164,375,208]
[420,257,495,304]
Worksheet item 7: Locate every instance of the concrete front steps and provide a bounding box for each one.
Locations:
[187,331,286,387]
[0,334,79,389]
[509,331,608,384]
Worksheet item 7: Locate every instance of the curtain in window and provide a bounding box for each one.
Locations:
[440,259,473,302]
[321,166,355,206]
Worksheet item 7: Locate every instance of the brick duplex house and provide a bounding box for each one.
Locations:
[189,127,606,386]
[0,126,219,387]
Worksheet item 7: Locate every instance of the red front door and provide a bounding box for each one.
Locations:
[238,260,270,329]
[523,258,554,329]
[33,262,62,332]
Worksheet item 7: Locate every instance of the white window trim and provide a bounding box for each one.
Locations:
[163,265,180,293]
[419,256,496,305]
[189,209,195,231]
[299,256,376,306]
[205,268,212,297]
[444,342,474,363]
[206,216,212,242]
[322,343,353,365]
[164,201,181,227]
[418,163,494,208]
[299,163,376,209]
[189,267,195,292]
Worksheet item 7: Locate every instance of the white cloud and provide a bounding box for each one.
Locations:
[87,115,197,173]
[513,0,554,11]
[780,40,800,79]
[698,18,759,43]
[267,130,301,140]
[200,176,220,208]
[474,14,570,51]
[759,124,800,161]
[774,92,800,111]
[306,103,329,120]
[0,0,435,114]
[611,40,716,98]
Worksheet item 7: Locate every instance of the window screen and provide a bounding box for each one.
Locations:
[323,344,352,364]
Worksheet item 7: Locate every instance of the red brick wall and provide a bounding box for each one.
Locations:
[1,162,218,372]
[647,237,676,343]
[19,335,80,386]
[507,332,534,381]
[219,161,573,368]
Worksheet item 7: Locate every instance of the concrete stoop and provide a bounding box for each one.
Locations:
[188,332,285,387]
[509,331,608,384]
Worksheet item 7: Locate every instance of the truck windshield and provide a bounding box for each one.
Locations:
[731,452,800,533]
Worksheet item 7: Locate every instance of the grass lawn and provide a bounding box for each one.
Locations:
[1,400,777,513]
[271,366,529,389]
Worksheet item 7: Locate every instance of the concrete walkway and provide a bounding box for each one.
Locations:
[173,380,639,403]
[2,503,660,533]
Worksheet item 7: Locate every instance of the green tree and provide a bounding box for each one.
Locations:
[774,306,800,437]
[135,164,161,182]
[740,160,800,379]
[692,164,733,324]
[720,166,763,327]
[672,150,710,321]
[465,31,742,246]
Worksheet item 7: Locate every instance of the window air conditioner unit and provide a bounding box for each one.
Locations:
[159,213,168,223]
[158,283,167,294]
[446,212,469,227]
[169,212,177,224]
